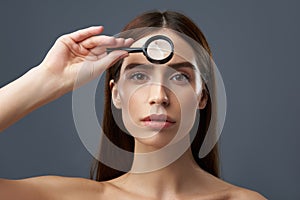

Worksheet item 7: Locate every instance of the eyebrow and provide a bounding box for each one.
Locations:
[124,62,196,72]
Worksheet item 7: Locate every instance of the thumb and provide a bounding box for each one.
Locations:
[73,50,128,90]
[93,50,128,76]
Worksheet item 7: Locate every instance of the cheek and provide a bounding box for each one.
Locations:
[128,91,144,117]
[174,89,200,136]
[119,85,146,119]
[180,97,198,125]
[171,82,200,109]
[119,87,150,138]
[118,81,139,106]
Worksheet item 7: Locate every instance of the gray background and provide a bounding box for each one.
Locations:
[0,0,299,199]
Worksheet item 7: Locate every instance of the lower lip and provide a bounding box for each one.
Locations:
[141,121,175,129]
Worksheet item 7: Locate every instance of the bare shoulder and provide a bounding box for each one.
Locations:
[197,172,267,200]
[26,175,105,198]
[0,175,104,200]
[230,187,268,200]
[23,175,100,188]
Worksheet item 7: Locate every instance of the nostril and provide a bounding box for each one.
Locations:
[149,96,169,106]
[161,96,169,106]
[148,83,170,106]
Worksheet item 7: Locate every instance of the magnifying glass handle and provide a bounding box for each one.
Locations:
[106,47,143,54]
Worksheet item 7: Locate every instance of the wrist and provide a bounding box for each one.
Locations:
[29,65,67,107]
[0,65,69,131]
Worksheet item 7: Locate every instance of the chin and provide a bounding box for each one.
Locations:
[134,130,177,152]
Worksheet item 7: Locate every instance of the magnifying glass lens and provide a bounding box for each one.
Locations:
[146,39,173,61]
[106,35,174,64]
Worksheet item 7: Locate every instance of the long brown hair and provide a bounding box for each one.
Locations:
[90,10,220,181]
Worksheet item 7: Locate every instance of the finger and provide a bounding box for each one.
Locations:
[80,35,118,49]
[69,26,104,43]
[81,38,120,57]
[58,35,90,56]
[89,38,135,56]
[113,38,135,48]
[83,36,134,51]
[92,50,128,77]
[124,38,135,47]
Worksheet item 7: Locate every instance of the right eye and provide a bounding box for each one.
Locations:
[129,72,150,83]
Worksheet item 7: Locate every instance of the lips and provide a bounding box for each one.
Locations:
[141,114,175,129]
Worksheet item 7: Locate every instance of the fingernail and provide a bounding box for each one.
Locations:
[125,38,134,42]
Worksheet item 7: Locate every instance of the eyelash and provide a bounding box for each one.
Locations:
[129,72,149,81]
[171,72,190,83]
[128,72,191,83]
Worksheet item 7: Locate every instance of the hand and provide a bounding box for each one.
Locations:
[40,26,133,93]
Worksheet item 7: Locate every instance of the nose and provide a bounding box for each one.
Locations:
[148,83,170,106]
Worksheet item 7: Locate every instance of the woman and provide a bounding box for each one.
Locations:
[0,10,266,199]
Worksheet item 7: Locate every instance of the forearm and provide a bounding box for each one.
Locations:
[0,65,66,132]
[0,26,130,132]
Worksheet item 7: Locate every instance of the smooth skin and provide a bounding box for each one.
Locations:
[0,26,267,200]
[0,26,132,132]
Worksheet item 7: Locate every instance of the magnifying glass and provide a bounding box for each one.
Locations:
[106,35,174,64]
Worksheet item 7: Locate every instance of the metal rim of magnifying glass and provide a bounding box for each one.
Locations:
[106,35,174,64]
[143,35,174,64]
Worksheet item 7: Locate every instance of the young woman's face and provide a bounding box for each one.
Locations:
[111,31,207,151]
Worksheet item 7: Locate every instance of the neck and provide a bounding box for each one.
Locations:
[117,146,210,199]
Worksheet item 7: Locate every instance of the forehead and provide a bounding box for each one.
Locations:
[121,30,197,72]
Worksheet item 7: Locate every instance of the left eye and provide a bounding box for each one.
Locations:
[171,73,190,83]
[129,72,149,82]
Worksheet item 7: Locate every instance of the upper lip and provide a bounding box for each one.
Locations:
[141,114,176,123]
